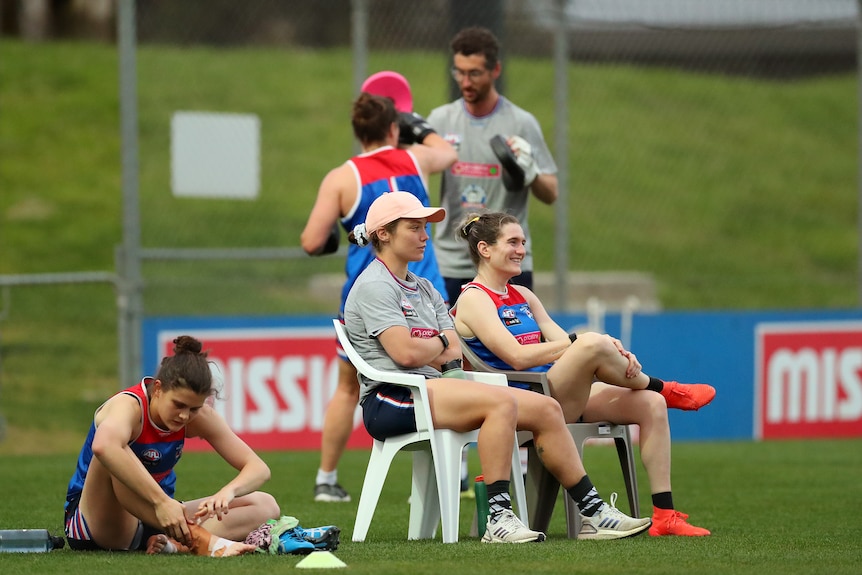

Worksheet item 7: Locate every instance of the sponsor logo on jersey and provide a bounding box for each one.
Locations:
[401,298,418,317]
[411,327,437,339]
[452,161,499,178]
[515,332,542,345]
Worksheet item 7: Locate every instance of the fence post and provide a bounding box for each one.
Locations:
[117,0,143,386]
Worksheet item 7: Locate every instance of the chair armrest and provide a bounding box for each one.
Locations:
[463,371,509,388]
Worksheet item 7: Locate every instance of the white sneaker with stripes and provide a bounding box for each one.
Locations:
[481,509,546,543]
[578,493,652,540]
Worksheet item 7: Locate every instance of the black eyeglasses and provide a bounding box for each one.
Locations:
[450,67,488,82]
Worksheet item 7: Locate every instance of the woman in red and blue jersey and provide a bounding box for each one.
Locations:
[454,212,714,537]
[64,336,280,556]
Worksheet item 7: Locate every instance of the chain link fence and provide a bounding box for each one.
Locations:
[1,0,859,447]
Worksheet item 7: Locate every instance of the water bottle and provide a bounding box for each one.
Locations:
[474,475,490,537]
[0,529,65,553]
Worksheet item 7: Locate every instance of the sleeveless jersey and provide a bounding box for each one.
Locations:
[458,282,552,373]
[426,96,557,279]
[340,146,447,312]
[65,378,186,510]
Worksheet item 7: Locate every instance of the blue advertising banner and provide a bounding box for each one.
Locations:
[144,308,862,447]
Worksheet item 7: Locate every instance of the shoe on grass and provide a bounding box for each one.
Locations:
[649,507,710,537]
[314,483,351,502]
[481,509,546,543]
[578,493,652,540]
[296,525,341,551]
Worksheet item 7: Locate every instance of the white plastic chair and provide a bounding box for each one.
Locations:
[334,320,528,543]
[459,335,640,539]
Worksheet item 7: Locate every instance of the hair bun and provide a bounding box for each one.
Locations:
[173,335,203,355]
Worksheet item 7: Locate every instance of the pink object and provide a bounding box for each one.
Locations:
[360,71,413,113]
[365,191,445,232]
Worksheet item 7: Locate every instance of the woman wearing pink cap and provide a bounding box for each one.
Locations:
[301,92,455,503]
[343,192,651,543]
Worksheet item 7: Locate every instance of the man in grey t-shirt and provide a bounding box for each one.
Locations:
[427,26,558,304]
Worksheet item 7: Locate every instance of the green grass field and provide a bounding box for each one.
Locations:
[2,440,860,574]
[1,39,860,574]
[0,39,858,455]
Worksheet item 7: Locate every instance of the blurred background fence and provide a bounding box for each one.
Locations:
[1,0,860,446]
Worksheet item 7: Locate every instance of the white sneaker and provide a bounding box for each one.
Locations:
[578,493,652,540]
[481,509,546,543]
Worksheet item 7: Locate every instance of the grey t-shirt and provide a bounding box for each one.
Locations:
[427,96,557,279]
[344,258,454,401]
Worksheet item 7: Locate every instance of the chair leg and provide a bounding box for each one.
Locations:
[408,448,442,540]
[510,442,529,526]
[524,444,561,533]
[614,426,640,518]
[354,440,400,542]
[434,433,467,544]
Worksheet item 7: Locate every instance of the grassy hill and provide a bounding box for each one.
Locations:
[0,39,858,454]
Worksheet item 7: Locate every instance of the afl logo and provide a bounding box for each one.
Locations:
[142,448,162,463]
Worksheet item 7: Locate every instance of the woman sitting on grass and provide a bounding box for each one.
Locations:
[64,335,280,556]
[453,212,713,537]
[343,191,650,542]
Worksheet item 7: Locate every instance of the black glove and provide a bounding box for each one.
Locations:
[398,111,436,146]
[317,223,340,255]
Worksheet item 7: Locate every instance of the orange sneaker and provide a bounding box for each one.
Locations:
[649,507,711,537]
[660,381,716,411]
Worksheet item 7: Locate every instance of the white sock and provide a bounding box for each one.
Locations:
[316,468,337,485]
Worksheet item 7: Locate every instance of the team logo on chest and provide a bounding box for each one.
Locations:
[520,305,534,320]
[501,308,521,327]
[401,297,418,317]
[141,448,162,465]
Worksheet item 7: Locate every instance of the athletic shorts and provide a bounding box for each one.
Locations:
[361,383,417,441]
[64,494,160,551]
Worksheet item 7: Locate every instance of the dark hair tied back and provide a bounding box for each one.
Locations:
[173,335,203,355]
[156,335,214,396]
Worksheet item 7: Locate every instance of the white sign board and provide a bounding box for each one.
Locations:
[171,111,260,199]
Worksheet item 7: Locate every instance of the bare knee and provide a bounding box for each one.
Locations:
[491,390,518,428]
[522,395,566,430]
[643,391,669,424]
[577,332,618,360]
[243,492,280,523]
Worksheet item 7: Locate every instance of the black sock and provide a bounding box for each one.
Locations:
[486,480,512,520]
[646,377,664,393]
[652,491,674,510]
[566,475,604,517]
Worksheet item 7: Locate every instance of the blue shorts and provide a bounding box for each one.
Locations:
[361,384,417,441]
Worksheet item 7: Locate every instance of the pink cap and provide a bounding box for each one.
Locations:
[360,71,413,113]
[365,192,445,232]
